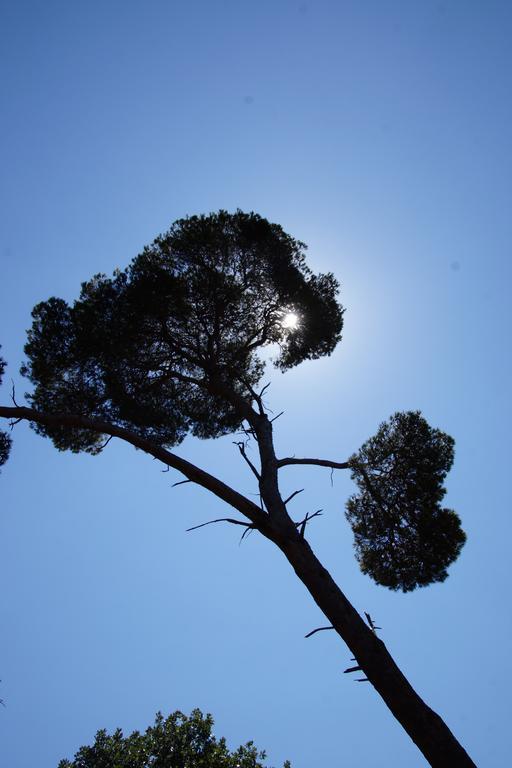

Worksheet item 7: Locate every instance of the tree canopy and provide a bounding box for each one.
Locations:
[21,210,343,453]
[57,709,290,768]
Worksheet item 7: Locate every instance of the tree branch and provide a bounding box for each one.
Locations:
[296,509,322,538]
[0,405,269,531]
[304,625,334,639]
[234,441,260,480]
[186,517,255,533]
[283,488,304,505]
[10,380,20,407]
[277,457,351,470]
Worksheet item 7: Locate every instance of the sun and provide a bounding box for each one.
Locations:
[281,311,299,330]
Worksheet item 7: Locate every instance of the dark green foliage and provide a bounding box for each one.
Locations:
[57,709,291,768]
[0,350,12,471]
[346,411,466,592]
[22,210,343,453]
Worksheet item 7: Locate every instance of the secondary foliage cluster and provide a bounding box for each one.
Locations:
[0,350,12,471]
[346,411,466,591]
[58,709,290,768]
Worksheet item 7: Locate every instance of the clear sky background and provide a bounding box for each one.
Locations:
[1,1,511,766]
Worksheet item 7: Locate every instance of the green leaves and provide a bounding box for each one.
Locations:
[57,709,290,768]
[346,411,466,592]
[22,211,343,453]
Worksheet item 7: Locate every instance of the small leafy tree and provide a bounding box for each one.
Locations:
[58,709,290,768]
[0,211,474,766]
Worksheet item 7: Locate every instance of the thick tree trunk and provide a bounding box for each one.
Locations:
[274,529,475,767]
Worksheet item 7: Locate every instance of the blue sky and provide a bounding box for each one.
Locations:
[1,1,511,766]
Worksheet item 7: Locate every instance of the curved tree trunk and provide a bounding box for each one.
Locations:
[252,412,476,767]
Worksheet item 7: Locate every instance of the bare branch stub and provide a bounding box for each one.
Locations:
[241,378,264,415]
[277,456,351,470]
[186,517,256,533]
[283,488,304,505]
[344,665,362,674]
[304,625,334,639]
[234,440,261,480]
[364,612,382,632]
[172,479,193,488]
[241,379,271,417]
[296,509,323,538]
[270,410,284,423]
[10,380,20,407]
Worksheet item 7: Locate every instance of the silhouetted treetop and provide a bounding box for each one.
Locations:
[346,411,466,592]
[0,350,12,471]
[21,210,343,453]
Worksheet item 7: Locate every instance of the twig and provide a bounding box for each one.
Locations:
[284,488,304,505]
[234,441,260,480]
[259,382,271,400]
[186,517,255,533]
[10,380,20,407]
[296,509,322,538]
[304,625,334,639]
[172,479,192,488]
[364,612,382,633]
[99,435,113,451]
[239,526,256,544]
[239,423,258,442]
[241,378,265,415]
[270,411,284,423]
[344,665,362,674]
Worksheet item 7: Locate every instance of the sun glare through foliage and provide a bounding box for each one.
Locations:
[281,311,299,330]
